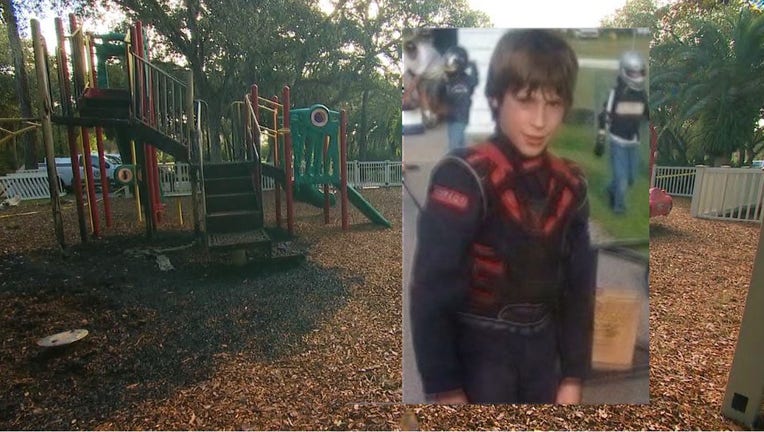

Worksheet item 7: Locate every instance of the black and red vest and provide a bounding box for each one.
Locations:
[455,139,587,317]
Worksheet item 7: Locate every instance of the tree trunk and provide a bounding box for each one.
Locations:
[358,89,369,161]
[2,0,38,168]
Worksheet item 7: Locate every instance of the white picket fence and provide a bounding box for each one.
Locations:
[2,160,403,200]
[689,166,764,223]
[652,165,764,223]
[0,170,65,200]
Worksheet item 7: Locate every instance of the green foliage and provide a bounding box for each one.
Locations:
[651,5,764,165]
[600,0,659,31]
[85,0,488,162]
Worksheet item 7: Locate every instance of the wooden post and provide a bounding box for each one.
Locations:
[31,19,65,248]
[55,17,87,243]
[282,86,294,236]
[186,71,200,235]
[722,220,764,428]
[272,94,282,229]
[323,135,330,224]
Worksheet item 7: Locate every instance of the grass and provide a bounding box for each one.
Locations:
[552,123,650,242]
[566,34,651,59]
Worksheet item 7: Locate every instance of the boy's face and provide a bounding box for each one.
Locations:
[497,87,566,158]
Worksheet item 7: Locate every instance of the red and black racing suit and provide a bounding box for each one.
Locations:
[410,133,597,403]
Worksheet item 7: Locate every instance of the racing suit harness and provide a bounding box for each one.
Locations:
[459,135,587,320]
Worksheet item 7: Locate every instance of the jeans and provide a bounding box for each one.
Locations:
[456,307,560,403]
[607,140,640,214]
[447,121,467,151]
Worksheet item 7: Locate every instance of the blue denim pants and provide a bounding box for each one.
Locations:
[456,307,560,403]
[447,121,467,151]
[607,140,640,214]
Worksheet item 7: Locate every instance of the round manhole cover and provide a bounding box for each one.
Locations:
[36,329,89,347]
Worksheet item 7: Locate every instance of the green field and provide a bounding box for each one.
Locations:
[552,123,650,242]
[566,33,651,59]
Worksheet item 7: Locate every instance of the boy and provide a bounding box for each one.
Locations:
[410,29,597,404]
[440,45,479,151]
[594,51,649,214]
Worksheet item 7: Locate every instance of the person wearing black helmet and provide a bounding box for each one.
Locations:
[439,46,479,151]
[594,51,649,214]
[410,29,596,405]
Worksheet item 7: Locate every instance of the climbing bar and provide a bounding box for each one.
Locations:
[257,97,283,108]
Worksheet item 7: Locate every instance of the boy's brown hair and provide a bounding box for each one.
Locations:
[485,29,578,117]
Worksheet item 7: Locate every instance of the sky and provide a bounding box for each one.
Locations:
[467,0,629,28]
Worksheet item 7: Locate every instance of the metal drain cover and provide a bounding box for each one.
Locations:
[36,329,89,347]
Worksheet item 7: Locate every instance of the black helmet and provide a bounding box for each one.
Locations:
[444,46,469,75]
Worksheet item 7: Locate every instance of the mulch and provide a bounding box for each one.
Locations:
[0,192,760,430]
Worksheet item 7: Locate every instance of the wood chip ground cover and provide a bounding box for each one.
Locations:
[0,193,758,430]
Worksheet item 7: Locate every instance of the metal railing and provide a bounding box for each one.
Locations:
[129,53,191,147]
[2,160,403,200]
[651,166,697,197]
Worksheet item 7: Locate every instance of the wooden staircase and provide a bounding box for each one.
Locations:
[203,161,271,255]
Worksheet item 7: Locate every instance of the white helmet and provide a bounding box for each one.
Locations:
[619,51,646,91]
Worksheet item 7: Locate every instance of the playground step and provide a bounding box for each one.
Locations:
[205,192,260,214]
[206,209,263,234]
[207,229,271,252]
[203,176,253,195]
[203,162,254,179]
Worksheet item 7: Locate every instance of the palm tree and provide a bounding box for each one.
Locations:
[651,6,764,166]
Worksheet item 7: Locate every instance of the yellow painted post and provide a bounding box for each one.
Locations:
[177,198,183,226]
[131,140,142,222]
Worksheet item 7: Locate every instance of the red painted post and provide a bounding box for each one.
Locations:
[340,109,348,230]
[55,17,87,242]
[135,21,161,228]
[87,33,112,227]
[282,86,294,236]
[70,14,100,236]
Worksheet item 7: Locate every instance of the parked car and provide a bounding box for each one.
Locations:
[573,28,600,39]
[40,154,118,191]
[751,160,763,169]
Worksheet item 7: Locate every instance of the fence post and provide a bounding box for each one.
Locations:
[650,164,657,188]
[384,160,390,186]
[690,165,706,217]
[354,160,360,186]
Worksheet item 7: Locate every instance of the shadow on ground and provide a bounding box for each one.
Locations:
[0,231,350,429]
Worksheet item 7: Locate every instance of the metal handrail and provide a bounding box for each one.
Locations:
[129,51,190,147]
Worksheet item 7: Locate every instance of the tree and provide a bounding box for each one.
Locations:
[1,0,38,168]
[651,4,764,165]
[83,0,489,162]
[601,0,660,31]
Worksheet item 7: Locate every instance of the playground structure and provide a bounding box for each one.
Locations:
[27,15,391,254]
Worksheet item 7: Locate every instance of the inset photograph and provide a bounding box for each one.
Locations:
[402,27,650,404]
